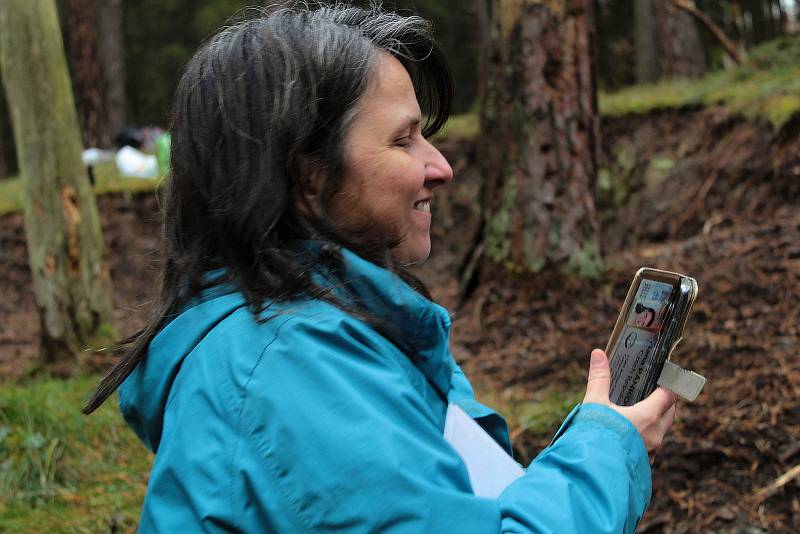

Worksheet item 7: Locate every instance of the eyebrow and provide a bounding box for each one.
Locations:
[391,116,421,136]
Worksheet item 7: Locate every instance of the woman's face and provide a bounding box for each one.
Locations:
[329,53,453,264]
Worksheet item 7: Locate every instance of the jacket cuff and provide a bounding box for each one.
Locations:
[550,402,651,501]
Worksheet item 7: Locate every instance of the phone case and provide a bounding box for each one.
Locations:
[605,268,698,406]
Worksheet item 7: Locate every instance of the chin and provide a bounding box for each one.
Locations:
[392,238,431,266]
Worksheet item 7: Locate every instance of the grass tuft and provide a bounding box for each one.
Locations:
[0,375,151,532]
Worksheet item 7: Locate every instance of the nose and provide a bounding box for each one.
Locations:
[423,138,453,188]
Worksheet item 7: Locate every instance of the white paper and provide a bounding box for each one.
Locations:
[443,404,525,498]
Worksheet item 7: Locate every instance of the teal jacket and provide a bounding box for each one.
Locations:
[120,248,651,532]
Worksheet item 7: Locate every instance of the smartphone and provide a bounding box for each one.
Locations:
[605,268,698,406]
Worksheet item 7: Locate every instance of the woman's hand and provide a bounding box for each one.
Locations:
[583,349,677,462]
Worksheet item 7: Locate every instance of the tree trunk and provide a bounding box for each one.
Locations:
[0,91,7,179]
[0,127,6,180]
[0,73,12,179]
[97,0,126,139]
[63,0,111,148]
[777,0,788,34]
[672,0,744,67]
[745,0,769,43]
[0,0,114,368]
[796,1,800,32]
[480,0,602,276]
[635,0,659,84]
[649,0,707,80]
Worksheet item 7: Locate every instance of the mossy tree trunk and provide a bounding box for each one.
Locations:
[0,70,12,179]
[0,0,113,368]
[0,99,7,179]
[479,0,602,277]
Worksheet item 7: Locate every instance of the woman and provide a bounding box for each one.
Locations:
[633,303,657,328]
[85,4,676,532]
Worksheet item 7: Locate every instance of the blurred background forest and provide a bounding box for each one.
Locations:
[1,0,799,532]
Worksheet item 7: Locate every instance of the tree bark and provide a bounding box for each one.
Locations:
[671,0,745,66]
[97,0,126,139]
[794,0,800,31]
[635,0,659,84]
[0,90,7,179]
[0,73,11,179]
[480,0,602,276]
[0,0,113,368]
[63,0,111,148]
[0,128,6,179]
[656,0,706,79]
[745,0,770,43]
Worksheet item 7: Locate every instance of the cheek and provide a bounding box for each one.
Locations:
[366,162,420,212]
[334,152,424,238]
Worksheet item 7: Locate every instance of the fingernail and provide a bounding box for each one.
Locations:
[590,350,605,367]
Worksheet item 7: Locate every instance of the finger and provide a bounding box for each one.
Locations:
[583,349,611,405]
[658,404,677,434]
[666,403,677,423]
[651,404,677,457]
[635,386,677,417]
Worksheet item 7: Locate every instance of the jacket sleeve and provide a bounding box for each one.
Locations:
[235,314,651,533]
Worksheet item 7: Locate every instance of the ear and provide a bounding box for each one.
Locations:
[295,156,326,217]
[299,155,328,195]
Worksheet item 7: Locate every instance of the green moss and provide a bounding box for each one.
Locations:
[485,174,517,265]
[0,177,23,216]
[0,161,161,217]
[564,240,605,280]
[747,35,800,70]
[474,383,584,438]
[91,161,164,197]
[597,168,626,208]
[644,156,675,187]
[515,389,584,435]
[433,112,479,143]
[760,94,800,129]
[650,157,674,172]
[0,376,151,532]
[600,35,800,129]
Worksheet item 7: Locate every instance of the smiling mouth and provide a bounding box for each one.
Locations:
[413,199,430,212]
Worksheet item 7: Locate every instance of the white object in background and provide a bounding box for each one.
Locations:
[81,148,115,166]
[115,145,158,179]
[443,403,525,498]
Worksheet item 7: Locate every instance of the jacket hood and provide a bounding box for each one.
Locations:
[118,290,247,452]
[118,246,456,453]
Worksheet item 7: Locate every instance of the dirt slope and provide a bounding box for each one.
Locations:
[437,108,800,532]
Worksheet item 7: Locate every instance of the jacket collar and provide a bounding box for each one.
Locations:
[316,246,456,400]
[323,249,512,452]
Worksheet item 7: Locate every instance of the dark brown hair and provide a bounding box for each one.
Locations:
[83,2,453,413]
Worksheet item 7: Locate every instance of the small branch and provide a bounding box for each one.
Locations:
[753,463,800,503]
[669,0,746,65]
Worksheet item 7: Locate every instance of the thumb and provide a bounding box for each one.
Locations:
[583,349,611,405]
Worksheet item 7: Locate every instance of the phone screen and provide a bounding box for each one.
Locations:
[609,278,676,406]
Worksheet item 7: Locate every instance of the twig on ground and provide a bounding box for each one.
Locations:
[753,464,800,503]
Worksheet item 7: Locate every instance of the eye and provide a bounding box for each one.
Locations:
[393,135,413,149]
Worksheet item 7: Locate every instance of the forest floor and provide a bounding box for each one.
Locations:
[1,106,799,532]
